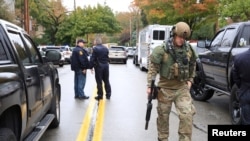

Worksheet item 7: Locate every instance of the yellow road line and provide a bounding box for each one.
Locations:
[93,98,106,141]
[76,86,106,141]
[76,88,97,141]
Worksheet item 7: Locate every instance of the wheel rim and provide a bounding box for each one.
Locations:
[231,101,241,123]
[191,76,205,98]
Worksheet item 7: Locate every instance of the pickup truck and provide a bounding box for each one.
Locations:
[0,19,61,140]
[190,21,250,125]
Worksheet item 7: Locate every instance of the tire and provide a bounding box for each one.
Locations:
[190,70,214,101]
[48,84,61,128]
[0,128,17,141]
[229,84,242,125]
[135,56,139,66]
[0,109,20,140]
[140,65,144,71]
[67,60,71,64]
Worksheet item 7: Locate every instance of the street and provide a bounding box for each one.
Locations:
[40,58,231,141]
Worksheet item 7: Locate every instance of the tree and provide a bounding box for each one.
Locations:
[115,12,132,46]
[0,0,15,22]
[133,0,219,39]
[219,0,250,26]
[82,4,121,34]
[29,0,67,45]
[56,4,121,46]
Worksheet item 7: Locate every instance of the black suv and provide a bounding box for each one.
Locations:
[190,21,250,125]
[0,19,61,140]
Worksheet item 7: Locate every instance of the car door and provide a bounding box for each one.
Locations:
[212,27,237,91]
[199,30,225,85]
[7,30,47,131]
[22,34,53,104]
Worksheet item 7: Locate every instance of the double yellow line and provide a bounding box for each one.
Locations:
[76,88,106,141]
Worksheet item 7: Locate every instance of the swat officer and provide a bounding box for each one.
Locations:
[147,22,197,141]
[71,39,90,100]
[232,48,250,125]
[89,37,111,101]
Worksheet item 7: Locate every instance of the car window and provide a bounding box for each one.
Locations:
[8,31,30,64]
[220,28,237,47]
[238,25,250,47]
[23,34,42,64]
[210,29,225,48]
[0,41,8,61]
[47,47,61,51]
[153,30,165,40]
[110,47,125,51]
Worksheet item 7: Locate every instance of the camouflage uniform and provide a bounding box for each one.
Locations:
[147,41,197,141]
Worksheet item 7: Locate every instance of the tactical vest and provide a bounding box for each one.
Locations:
[160,41,193,81]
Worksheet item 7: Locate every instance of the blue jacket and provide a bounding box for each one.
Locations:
[89,45,109,68]
[71,46,89,71]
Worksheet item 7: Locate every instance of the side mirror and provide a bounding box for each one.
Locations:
[205,40,211,47]
[45,50,61,61]
[197,40,206,48]
[42,48,47,52]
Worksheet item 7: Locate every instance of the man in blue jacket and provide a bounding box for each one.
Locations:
[232,48,250,125]
[89,37,111,101]
[71,39,90,100]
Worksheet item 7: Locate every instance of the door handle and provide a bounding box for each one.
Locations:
[222,53,228,57]
[26,76,32,82]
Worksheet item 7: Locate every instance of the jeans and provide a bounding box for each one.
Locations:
[74,70,86,97]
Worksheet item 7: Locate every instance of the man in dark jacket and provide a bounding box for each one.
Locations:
[71,39,90,99]
[89,37,111,101]
[232,48,250,125]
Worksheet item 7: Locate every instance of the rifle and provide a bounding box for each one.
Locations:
[145,78,157,130]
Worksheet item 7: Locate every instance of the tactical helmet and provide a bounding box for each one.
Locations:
[172,22,191,39]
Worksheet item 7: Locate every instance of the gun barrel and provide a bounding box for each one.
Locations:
[145,102,152,130]
[145,103,152,120]
[144,78,155,130]
[145,121,149,130]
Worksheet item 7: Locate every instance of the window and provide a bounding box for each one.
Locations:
[23,34,41,64]
[8,31,30,64]
[238,25,250,47]
[109,47,125,51]
[221,28,237,47]
[210,30,225,48]
[153,30,165,40]
[0,41,8,61]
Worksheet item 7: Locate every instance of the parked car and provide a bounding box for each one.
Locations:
[133,47,139,66]
[109,46,128,64]
[0,19,61,141]
[60,46,72,64]
[190,21,250,125]
[126,47,136,57]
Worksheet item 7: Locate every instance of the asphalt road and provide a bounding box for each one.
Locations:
[40,58,231,141]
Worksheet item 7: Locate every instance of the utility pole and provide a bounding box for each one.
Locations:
[129,17,132,46]
[74,0,76,11]
[24,0,30,34]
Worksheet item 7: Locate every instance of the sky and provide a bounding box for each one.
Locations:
[62,0,134,12]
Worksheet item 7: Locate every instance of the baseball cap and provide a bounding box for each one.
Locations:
[77,39,87,44]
